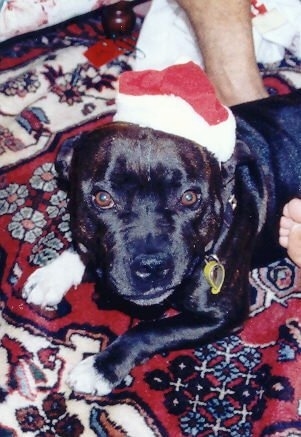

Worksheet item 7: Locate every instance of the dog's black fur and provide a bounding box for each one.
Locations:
[57,90,301,391]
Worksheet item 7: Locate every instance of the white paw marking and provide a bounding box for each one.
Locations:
[67,355,113,396]
[22,250,85,307]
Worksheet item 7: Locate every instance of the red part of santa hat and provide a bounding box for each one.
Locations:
[113,61,236,162]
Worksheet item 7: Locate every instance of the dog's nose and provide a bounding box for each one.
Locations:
[131,253,173,282]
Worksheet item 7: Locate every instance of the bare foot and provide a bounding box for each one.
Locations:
[279,198,301,267]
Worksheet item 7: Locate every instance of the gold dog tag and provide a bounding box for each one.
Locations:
[204,256,225,295]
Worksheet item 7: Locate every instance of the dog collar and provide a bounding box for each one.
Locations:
[203,255,225,295]
[203,193,237,295]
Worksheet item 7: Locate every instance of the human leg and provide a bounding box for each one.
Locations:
[176,0,268,106]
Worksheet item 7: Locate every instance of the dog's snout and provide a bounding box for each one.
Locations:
[131,253,173,282]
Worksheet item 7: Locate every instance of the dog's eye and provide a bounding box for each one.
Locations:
[93,191,115,209]
[180,190,199,207]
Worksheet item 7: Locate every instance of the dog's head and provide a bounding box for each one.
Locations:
[57,122,230,306]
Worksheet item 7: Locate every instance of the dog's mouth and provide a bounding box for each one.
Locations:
[106,261,178,306]
[106,246,198,307]
[121,285,176,306]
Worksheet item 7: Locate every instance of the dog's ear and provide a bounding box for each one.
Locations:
[221,139,254,186]
[55,134,82,182]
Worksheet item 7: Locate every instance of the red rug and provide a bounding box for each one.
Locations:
[0,11,301,437]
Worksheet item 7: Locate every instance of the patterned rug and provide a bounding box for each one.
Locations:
[0,10,301,437]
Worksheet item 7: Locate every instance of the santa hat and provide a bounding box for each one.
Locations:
[113,61,236,163]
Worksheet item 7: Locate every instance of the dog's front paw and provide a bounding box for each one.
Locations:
[22,250,85,307]
[67,355,113,396]
[23,269,63,308]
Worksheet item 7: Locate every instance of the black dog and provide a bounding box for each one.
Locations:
[23,90,301,395]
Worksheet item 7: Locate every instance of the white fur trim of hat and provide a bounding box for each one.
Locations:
[113,62,236,163]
